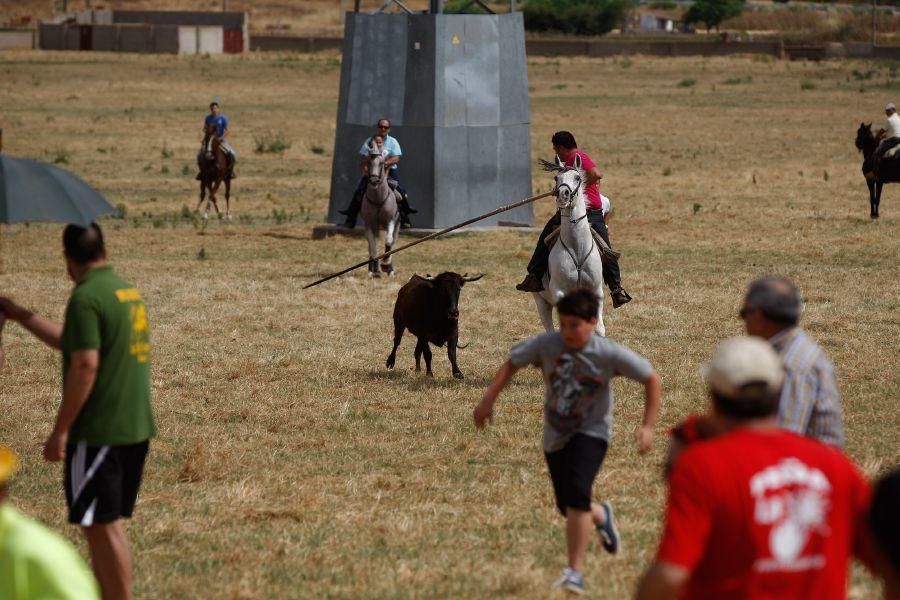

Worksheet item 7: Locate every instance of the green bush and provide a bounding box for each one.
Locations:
[254,132,291,154]
[523,0,633,36]
[684,0,744,32]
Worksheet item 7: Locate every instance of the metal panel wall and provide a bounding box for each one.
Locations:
[328,12,532,229]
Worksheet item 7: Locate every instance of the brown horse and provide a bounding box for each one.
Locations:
[196,123,233,220]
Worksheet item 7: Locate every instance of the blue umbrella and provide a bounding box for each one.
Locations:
[0,154,116,226]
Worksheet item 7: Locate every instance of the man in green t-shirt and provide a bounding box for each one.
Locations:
[0,445,100,600]
[0,223,155,600]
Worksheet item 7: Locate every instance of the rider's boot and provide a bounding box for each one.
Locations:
[610,287,632,308]
[339,193,362,228]
[398,198,414,229]
[516,273,544,293]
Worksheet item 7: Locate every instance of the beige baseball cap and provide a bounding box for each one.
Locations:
[703,337,784,399]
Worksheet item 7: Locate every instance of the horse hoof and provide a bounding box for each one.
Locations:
[453,371,464,380]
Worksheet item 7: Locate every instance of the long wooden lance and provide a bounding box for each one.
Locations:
[303,190,555,289]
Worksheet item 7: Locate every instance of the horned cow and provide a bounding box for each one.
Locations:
[386,272,483,379]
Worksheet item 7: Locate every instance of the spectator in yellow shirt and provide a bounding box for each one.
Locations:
[0,445,99,600]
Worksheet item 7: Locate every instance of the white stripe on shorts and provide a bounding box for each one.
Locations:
[81,498,98,527]
[72,444,110,503]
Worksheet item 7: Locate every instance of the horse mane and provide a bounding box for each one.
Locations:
[538,158,563,172]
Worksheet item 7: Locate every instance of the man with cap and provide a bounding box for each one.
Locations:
[0,222,155,600]
[338,118,417,229]
[740,276,844,447]
[635,336,874,599]
[0,445,100,599]
[872,102,900,174]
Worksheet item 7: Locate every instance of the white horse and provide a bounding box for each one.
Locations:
[360,139,401,277]
[533,154,606,335]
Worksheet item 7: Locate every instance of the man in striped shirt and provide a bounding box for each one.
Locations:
[740,277,845,447]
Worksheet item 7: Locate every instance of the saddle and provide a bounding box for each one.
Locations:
[545,226,621,263]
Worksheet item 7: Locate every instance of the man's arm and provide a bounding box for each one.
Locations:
[384,156,400,167]
[44,349,99,461]
[634,370,661,453]
[809,361,845,447]
[585,166,602,187]
[634,561,690,600]
[0,297,63,350]
[474,360,520,428]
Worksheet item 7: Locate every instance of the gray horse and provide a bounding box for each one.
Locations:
[361,139,401,277]
[533,154,606,335]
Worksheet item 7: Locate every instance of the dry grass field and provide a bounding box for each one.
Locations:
[0,50,898,599]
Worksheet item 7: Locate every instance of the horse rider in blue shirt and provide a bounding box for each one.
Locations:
[339,118,417,229]
[197,101,236,179]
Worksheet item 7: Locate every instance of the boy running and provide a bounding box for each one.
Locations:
[474,289,661,594]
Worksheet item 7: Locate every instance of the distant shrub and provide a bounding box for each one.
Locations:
[255,132,291,154]
[801,80,817,90]
[678,78,696,88]
[51,148,70,165]
[684,0,744,32]
[310,145,326,155]
[116,203,128,218]
[161,143,173,159]
[523,0,633,37]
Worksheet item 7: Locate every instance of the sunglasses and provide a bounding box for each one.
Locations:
[377,124,390,129]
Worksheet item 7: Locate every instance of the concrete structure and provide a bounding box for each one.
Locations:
[327,12,533,229]
[0,30,37,49]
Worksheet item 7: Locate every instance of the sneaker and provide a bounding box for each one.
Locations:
[552,568,585,595]
[596,501,620,554]
[515,273,544,293]
[611,288,632,308]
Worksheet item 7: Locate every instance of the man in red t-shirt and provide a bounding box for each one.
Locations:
[636,337,873,600]
[516,131,632,308]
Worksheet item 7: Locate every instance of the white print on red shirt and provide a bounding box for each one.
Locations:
[749,457,831,573]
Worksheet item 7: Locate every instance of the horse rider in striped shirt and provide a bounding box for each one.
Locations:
[739,276,844,447]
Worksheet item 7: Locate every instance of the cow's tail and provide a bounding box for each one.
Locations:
[457,341,470,349]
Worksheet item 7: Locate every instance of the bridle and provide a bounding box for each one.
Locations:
[365,154,389,206]
[556,167,585,224]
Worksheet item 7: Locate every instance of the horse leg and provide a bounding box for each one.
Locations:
[224,179,232,221]
[533,293,555,332]
[197,181,206,214]
[381,217,397,276]
[594,285,606,337]
[874,180,883,219]
[364,226,379,277]
[209,180,222,217]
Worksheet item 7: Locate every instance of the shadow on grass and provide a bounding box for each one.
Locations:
[362,367,491,389]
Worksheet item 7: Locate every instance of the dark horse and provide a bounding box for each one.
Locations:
[855,122,899,219]
[197,123,233,220]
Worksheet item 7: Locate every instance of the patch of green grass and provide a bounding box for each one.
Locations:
[800,80,816,90]
[677,78,696,88]
[254,132,291,154]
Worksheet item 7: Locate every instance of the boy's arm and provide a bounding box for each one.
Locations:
[634,370,661,454]
[0,297,63,350]
[474,359,520,428]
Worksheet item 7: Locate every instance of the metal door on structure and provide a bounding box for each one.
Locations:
[79,25,92,50]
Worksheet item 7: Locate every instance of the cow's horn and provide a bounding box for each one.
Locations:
[462,273,484,282]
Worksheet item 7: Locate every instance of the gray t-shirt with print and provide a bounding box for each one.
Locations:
[509,332,654,453]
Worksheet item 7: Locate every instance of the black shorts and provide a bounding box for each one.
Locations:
[545,434,608,516]
[64,440,149,526]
